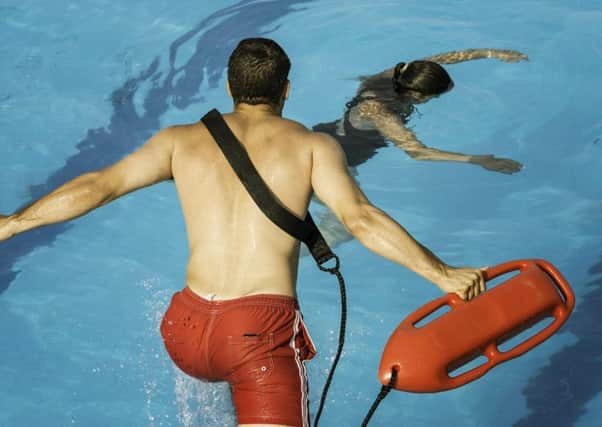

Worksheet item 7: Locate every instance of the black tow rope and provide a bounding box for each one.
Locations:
[314,256,347,426]
[361,368,398,426]
[201,109,346,426]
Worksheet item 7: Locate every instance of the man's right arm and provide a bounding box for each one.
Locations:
[309,132,485,300]
[0,126,175,242]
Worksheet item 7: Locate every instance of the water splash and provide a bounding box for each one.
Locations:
[174,374,236,427]
[138,276,239,426]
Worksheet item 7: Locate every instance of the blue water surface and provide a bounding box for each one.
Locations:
[1,1,601,426]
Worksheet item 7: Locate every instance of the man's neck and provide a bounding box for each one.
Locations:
[234,102,282,117]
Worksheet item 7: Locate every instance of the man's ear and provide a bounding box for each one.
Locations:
[284,80,290,100]
[226,81,232,98]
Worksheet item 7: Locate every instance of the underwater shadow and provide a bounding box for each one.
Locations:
[514,256,602,427]
[0,0,313,294]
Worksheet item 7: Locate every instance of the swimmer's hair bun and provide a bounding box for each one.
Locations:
[393,60,453,96]
[393,62,407,81]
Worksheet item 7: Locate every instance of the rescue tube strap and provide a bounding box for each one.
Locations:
[201,108,346,426]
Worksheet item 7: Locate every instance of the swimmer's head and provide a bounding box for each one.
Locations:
[227,38,291,108]
[393,60,454,102]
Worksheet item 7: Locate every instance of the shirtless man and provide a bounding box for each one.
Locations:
[0,38,485,427]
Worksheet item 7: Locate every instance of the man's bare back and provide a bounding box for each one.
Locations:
[173,109,314,299]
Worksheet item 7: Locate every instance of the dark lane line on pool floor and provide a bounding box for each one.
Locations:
[515,255,602,427]
[0,0,312,294]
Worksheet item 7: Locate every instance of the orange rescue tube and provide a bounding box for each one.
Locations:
[378,259,575,393]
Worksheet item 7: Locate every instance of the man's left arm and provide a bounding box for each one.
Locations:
[0,127,175,241]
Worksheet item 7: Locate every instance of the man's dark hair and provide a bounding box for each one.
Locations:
[393,60,454,96]
[227,38,291,106]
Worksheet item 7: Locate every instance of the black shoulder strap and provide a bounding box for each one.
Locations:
[200,108,336,267]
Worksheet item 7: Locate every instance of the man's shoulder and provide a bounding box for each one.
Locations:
[271,117,324,149]
[169,121,202,133]
[277,116,310,133]
[166,121,207,143]
[279,116,337,144]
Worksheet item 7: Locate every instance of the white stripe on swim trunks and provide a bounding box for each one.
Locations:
[291,310,309,427]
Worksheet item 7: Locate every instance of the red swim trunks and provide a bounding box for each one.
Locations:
[160,287,317,427]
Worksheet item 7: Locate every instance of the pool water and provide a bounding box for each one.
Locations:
[1,1,601,426]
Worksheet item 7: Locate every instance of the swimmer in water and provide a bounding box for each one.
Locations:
[313,48,527,174]
[308,49,527,250]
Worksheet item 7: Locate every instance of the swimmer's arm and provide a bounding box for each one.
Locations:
[365,48,528,81]
[367,104,475,162]
[421,48,528,64]
[0,127,175,240]
[309,132,485,299]
[363,101,522,174]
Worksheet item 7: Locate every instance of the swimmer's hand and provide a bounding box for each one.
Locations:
[470,155,523,174]
[489,49,529,63]
[437,266,486,301]
[0,215,16,241]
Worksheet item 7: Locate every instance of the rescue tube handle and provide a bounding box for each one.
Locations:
[448,309,568,388]
[406,296,455,327]
[483,259,575,309]
[482,259,531,282]
[411,259,575,330]
[533,259,575,310]
[446,259,575,389]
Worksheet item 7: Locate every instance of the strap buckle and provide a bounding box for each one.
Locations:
[318,253,340,273]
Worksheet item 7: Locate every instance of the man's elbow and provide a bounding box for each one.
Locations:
[342,203,377,237]
[91,170,120,205]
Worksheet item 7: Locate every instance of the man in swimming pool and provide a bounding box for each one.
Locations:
[0,38,485,427]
